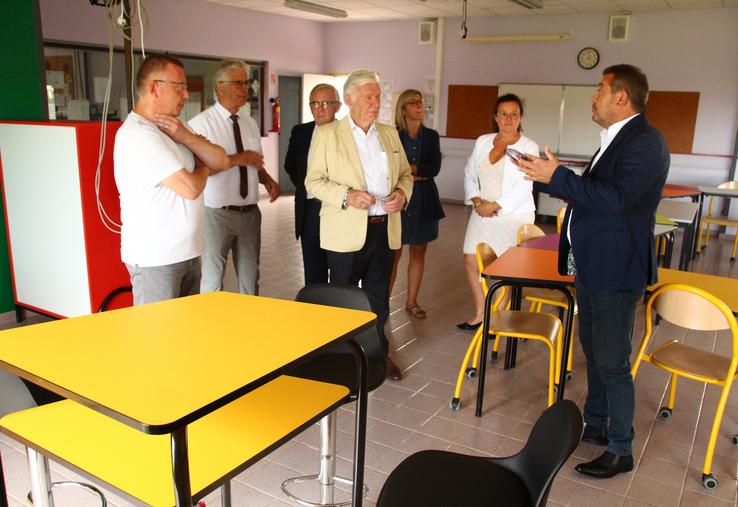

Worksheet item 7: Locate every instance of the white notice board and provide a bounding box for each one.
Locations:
[498,83,563,155]
[560,85,599,156]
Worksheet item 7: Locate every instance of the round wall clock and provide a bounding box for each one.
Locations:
[577,47,600,70]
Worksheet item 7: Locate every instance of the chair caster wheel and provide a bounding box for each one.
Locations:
[553,384,559,394]
[491,351,499,362]
[659,407,672,419]
[702,473,718,489]
[465,367,477,379]
[732,434,738,446]
[731,257,735,262]
[565,371,573,381]
[450,398,460,410]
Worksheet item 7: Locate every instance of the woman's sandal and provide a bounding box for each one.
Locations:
[405,305,427,320]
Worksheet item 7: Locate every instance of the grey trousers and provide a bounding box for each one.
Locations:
[125,257,201,306]
[201,206,261,295]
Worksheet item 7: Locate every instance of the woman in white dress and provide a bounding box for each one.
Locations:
[457,94,539,330]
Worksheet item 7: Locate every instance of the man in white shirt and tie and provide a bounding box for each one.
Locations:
[188,59,279,295]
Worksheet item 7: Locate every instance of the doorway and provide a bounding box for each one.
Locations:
[277,75,301,193]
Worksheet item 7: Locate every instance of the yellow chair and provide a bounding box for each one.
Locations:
[632,283,738,490]
[451,243,563,410]
[696,181,738,261]
[556,206,567,234]
[517,224,576,379]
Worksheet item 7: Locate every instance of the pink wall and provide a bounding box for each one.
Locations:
[39,0,325,76]
[324,8,738,162]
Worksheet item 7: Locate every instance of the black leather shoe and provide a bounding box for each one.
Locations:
[582,425,608,446]
[456,321,482,331]
[386,357,403,381]
[575,451,633,479]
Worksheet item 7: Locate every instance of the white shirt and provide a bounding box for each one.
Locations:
[347,115,389,216]
[114,112,203,267]
[188,101,262,208]
[568,113,640,243]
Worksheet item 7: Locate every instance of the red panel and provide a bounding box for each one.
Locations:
[75,122,133,312]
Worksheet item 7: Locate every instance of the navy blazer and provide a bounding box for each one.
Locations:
[284,121,316,240]
[536,114,669,291]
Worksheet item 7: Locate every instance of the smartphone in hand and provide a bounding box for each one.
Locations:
[505,148,529,163]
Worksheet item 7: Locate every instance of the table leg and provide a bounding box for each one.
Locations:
[504,286,523,370]
[0,450,7,507]
[556,288,576,401]
[27,448,53,507]
[221,482,231,507]
[692,194,702,260]
[666,231,675,268]
[347,339,368,507]
[678,222,694,271]
[476,282,503,417]
[171,427,193,507]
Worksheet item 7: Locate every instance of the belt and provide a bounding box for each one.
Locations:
[223,204,257,213]
[368,215,387,224]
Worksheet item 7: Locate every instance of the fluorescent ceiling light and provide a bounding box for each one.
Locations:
[466,33,570,43]
[284,0,348,18]
[510,0,543,9]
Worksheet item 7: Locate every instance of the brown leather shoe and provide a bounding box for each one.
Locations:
[386,357,403,381]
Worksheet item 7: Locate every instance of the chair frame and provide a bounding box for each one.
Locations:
[696,181,738,261]
[632,283,738,489]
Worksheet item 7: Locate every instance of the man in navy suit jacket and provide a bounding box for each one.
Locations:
[518,64,669,479]
[284,83,341,285]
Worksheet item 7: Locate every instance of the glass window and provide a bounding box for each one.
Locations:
[43,42,267,135]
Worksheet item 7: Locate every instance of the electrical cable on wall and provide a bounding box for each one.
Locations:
[94,0,148,234]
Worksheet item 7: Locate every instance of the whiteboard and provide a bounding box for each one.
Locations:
[560,85,599,156]
[497,83,601,156]
[498,83,563,154]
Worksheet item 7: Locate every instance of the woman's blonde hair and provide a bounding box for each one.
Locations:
[394,89,424,132]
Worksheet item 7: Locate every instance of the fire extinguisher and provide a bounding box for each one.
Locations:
[269,97,280,133]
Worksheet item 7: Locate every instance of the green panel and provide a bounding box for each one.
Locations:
[0,0,46,313]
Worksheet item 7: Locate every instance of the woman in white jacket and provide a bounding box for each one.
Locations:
[457,94,539,330]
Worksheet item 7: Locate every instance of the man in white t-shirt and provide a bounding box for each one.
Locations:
[188,59,279,295]
[114,54,229,305]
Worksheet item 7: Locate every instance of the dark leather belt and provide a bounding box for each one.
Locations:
[223,204,257,213]
[368,215,387,224]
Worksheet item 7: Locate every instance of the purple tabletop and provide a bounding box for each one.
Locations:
[519,233,560,251]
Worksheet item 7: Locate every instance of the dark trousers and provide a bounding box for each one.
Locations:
[300,198,328,285]
[575,278,643,456]
[327,220,392,354]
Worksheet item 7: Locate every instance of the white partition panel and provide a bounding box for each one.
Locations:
[498,83,563,154]
[560,85,599,156]
[0,124,91,317]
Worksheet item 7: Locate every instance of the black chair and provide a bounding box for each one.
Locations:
[282,283,387,506]
[376,399,583,507]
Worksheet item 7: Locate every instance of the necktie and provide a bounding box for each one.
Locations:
[230,114,248,199]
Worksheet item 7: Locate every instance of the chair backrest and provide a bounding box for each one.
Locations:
[491,399,582,506]
[556,207,567,233]
[517,224,546,245]
[294,283,386,392]
[476,242,507,310]
[651,284,733,332]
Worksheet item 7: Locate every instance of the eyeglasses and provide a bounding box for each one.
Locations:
[406,99,424,107]
[153,80,188,92]
[497,111,520,120]
[220,80,249,88]
[309,100,340,109]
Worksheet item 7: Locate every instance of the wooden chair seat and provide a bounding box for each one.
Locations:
[650,342,737,382]
[489,310,561,344]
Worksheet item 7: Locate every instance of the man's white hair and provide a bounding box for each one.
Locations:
[213,59,250,101]
[343,69,380,99]
[309,83,340,101]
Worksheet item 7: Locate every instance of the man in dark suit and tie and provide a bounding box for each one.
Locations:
[518,64,669,479]
[284,83,341,285]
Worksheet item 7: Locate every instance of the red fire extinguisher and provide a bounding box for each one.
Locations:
[270,97,280,133]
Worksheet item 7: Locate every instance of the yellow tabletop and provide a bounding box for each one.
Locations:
[0,292,375,433]
[650,269,738,314]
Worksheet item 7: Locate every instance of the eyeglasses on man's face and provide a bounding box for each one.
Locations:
[309,100,340,110]
[153,80,188,92]
[220,80,249,88]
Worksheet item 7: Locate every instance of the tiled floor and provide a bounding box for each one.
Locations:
[1,196,737,506]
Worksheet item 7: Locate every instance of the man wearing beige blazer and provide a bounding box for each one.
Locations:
[306,69,413,381]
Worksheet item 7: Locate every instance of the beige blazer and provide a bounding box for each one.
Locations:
[305,116,413,252]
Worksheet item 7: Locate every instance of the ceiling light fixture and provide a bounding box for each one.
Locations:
[284,0,348,18]
[510,0,543,9]
[465,33,571,43]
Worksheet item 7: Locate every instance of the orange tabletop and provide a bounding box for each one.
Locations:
[649,268,738,314]
[482,247,574,286]
[662,183,701,199]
